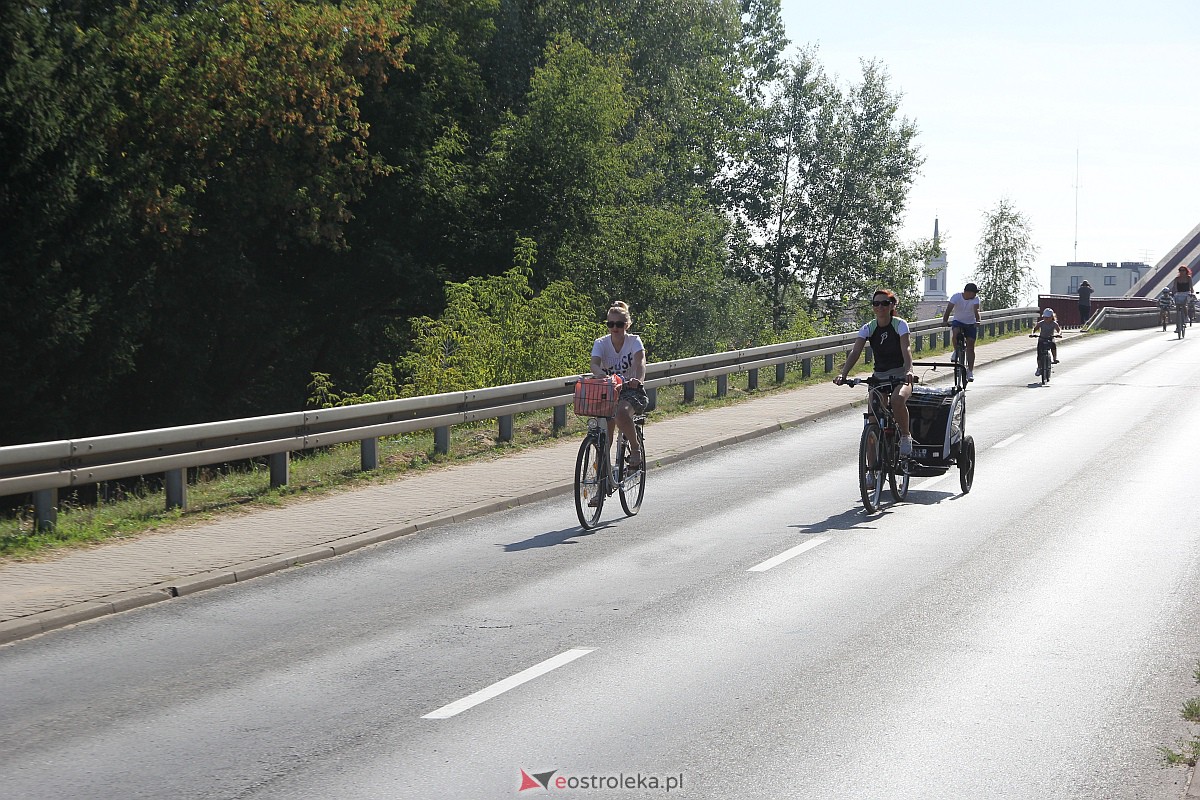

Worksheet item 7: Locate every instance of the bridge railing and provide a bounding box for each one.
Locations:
[3,308,1040,530]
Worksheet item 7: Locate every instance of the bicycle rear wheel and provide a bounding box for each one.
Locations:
[574,435,605,529]
[1040,349,1051,384]
[859,423,885,513]
[617,428,646,516]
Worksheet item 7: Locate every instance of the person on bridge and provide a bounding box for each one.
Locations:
[942,282,982,381]
[1076,280,1093,327]
[591,301,648,480]
[835,288,916,458]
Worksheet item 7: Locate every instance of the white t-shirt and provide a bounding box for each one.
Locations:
[947,292,981,325]
[591,334,644,379]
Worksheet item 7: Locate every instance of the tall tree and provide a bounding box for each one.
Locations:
[970,198,1039,310]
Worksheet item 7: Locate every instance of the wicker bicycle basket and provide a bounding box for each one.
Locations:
[573,375,623,417]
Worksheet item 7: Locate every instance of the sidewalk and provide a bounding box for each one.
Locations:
[0,332,1054,645]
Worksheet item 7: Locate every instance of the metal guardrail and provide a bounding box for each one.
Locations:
[4,307,1040,529]
[1083,305,1164,332]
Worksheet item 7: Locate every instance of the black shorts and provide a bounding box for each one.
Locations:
[619,386,650,413]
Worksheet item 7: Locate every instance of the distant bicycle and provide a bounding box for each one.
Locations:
[1176,300,1189,340]
[949,325,974,381]
[572,376,647,529]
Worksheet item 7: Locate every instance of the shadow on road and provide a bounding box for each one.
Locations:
[500,524,610,551]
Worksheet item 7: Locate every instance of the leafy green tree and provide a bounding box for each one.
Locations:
[969,198,1039,310]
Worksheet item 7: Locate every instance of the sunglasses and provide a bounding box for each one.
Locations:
[606,320,626,328]
[871,300,893,307]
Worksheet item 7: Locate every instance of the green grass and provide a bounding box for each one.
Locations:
[0,325,1032,560]
[1160,661,1200,769]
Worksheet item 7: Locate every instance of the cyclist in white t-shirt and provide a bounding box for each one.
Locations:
[942,282,982,381]
[590,301,648,475]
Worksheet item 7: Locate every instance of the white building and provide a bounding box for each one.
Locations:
[1050,261,1150,297]
[914,219,949,320]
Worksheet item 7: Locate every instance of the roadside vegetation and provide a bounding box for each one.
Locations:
[1160,661,1200,769]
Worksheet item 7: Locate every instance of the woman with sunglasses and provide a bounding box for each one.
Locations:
[834,288,916,458]
[590,301,648,474]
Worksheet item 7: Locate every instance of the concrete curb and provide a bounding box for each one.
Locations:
[0,332,1057,646]
[1187,763,1199,799]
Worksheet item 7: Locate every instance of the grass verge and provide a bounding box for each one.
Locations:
[0,326,1035,560]
[1160,661,1200,769]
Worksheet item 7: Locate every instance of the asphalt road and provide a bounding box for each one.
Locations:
[2,328,1199,800]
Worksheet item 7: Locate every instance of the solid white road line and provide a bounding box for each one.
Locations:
[1050,405,1074,417]
[422,649,594,719]
[993,433,1024,449]
[748,537,830,573]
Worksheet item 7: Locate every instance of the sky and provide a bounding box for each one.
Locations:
[778,0,1199,298]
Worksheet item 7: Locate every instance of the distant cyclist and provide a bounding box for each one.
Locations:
[942,282,982,381]
[1158,287,1174,329]
[1173,266,1193,328]
[1032,309,1061,376]
[835,288,916,457]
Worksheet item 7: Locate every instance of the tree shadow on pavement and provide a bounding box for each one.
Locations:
[500,524,610,551]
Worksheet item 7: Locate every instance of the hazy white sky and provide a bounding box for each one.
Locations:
[779,0,1199,296]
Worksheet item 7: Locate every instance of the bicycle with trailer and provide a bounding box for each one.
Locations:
[840,362,975,513]
[571,374,648,529]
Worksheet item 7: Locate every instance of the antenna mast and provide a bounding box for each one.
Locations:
[1073,149,1080,261]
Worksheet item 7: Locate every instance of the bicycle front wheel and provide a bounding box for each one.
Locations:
[617,428,646,517]
[859,423,885,513]
[1041,349,1051,384]
[574,435,605,529]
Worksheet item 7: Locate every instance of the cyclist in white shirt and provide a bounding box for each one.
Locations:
[942,282,982,381]
[590,301,648,474]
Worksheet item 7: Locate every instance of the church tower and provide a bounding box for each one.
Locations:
[922,218,949,301]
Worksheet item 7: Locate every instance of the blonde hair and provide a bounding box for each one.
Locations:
[607,300,632,326]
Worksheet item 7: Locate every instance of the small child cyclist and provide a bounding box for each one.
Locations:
[1032,308,1060,375]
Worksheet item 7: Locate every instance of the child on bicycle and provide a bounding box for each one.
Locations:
[1031,309,1061,376]
[834,288,916,467]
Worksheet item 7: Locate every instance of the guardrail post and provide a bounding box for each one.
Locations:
[864,346,873,364]
[776,364,786,383]
[553,404,567,433]
[683,380,695,403]
[498,414,513,443]
[988,322,996,337]
[914,335,923,352]
[716,375,727,398]
[165,469,187,510]
[435,426,450,455]
[269,452,289,488]
[943,330,950,347]
[646,387,658,412]
[825,354,834,373]
[34,489,56,532]
[802,358,812,379]
[361,437,379,471]
[747,368,758,391]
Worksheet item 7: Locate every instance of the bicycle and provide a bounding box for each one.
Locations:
[1160,304,1172,332]
[949,325,974,381]
[1177,300,1189,340]
[573,408,646,530]
[1029,333,1062,385]
[840,375,913,513]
